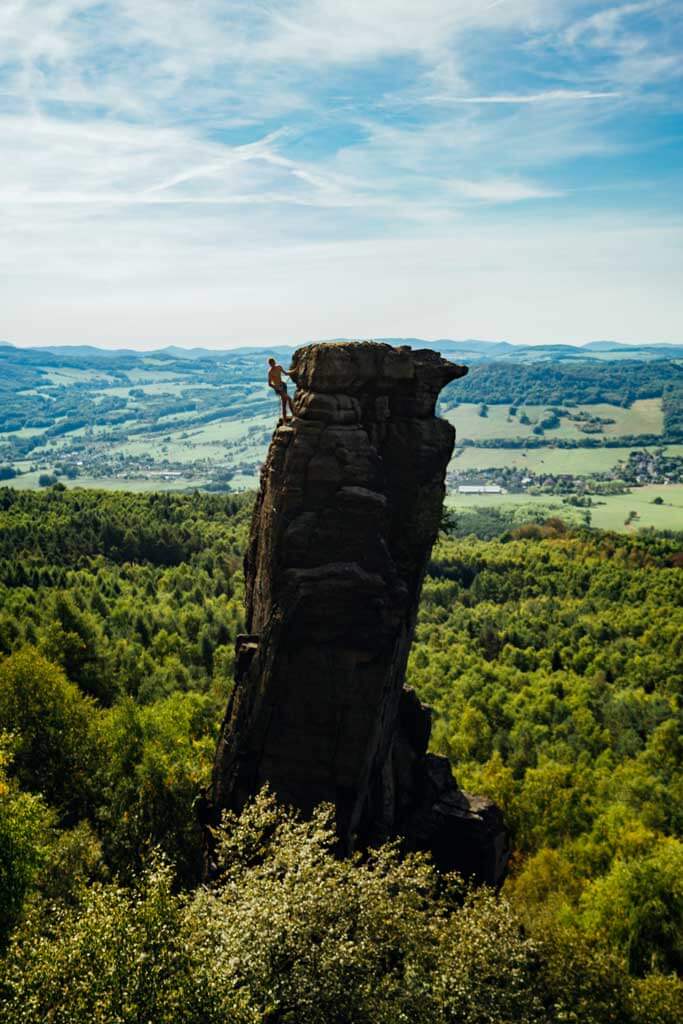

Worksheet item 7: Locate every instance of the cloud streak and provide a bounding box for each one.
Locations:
[427,90,622,104]
[0,1,681,344]
[448,178,562,201]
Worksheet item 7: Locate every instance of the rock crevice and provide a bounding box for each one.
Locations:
[211,342,509,884]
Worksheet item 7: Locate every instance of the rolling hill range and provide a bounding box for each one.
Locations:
[1,338,682,531]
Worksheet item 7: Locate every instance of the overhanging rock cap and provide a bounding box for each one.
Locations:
[289,341,468,397]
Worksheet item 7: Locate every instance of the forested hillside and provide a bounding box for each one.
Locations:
[442,359,683,413]
[415,525,682,976]
[0,488,251,889]
[0,488,681,1021]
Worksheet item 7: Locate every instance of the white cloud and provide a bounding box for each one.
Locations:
[427,90,622,103]
[0,1,681,344]
[560,0,683,89]
[447,178,562,201]
[3,216,682,346]
[563,1,665,49]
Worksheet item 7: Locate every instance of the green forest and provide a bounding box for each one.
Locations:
[1,487,681,1022]
[443,359,683,416]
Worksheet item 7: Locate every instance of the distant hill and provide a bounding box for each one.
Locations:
[31,344,144,360]
[320,338,683,361]
[0,334,681,496]
[582,341,631,352]
[6,337,682,363]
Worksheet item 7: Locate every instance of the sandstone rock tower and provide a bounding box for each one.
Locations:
[211,342,509,884]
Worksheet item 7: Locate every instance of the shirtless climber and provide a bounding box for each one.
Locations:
[267,357,295,422]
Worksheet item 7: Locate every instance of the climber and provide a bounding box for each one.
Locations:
[267,357,295,422]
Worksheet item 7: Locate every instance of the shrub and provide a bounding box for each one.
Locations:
[0,791,668,1024]
[0,649,99,818]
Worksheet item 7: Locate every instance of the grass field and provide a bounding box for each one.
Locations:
[68,476,210,493]
[449,446,628,474]
[9,426,48,439]
[594,399,663,436]
[127,380,202,394]
[124,369,187,384]
[587,485,683,531]
[182,415,272,444]
[445,484,683,532]
[444,400,663,443]
[7,472,207,493]
[107,413,273,464]
[94,382,210,399]
[41,368,114,385]
[449,444,683,475]
[230,471,260,490]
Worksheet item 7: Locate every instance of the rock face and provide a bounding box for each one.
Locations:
[211,342,509,885]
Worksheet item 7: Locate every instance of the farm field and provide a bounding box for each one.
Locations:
[587,484,683,531]
[184,414,272,443]
[41,368,115,385]
[7,471,210,493]
[446,483,683,532]
[106,414,273,465]
[124,369,187,384]
[445,399,663,442]
[13,412,276,492]
[2,342,681,499]
[94,381,214,399]
[230,470,261,490]
[448,445,683,475]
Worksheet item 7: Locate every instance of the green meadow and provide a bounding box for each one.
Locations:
[449,444,683,475]
[446,483,683,532]
[3,346,681,507]
[444,399,664,443]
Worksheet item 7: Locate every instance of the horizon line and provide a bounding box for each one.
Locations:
[2,337,676,353]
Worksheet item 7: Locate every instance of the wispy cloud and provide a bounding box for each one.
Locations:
[560,0,683,88]
[447,178,562,201]
[1,1,681,344]
[141,131,291,195]
[426,89,622,104]
[563,1,667,49]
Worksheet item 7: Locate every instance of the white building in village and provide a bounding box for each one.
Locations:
[457,484,506,495]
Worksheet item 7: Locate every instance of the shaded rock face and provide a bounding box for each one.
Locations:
[211,342,509,885]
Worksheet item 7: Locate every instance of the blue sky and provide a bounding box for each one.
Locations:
[1,0,682,347]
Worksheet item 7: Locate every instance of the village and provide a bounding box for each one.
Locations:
[448,447,683,498]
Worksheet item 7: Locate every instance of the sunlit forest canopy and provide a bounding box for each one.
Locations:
[0,487,681,1021]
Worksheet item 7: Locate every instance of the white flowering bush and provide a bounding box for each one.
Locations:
[1,789,680,1024]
